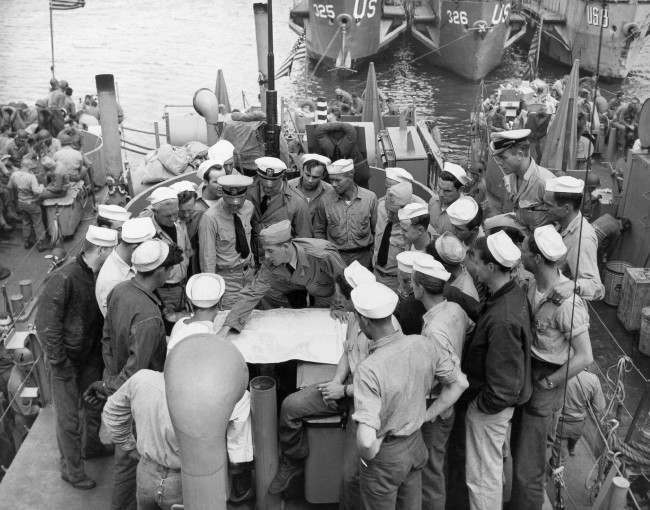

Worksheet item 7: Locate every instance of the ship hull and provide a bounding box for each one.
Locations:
[523,1,650,79]
[411,1,513,81]
[290,0,407,74]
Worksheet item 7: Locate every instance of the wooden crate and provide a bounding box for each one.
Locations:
[617,267,650,331]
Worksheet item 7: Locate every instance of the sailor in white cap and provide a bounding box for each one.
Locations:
[428,161,469,235]
[287,153,333,224]
[351,281,467,510]
[143,186,192,313]
[207,139,235,169]
[91,238,184,506]
[35,224,118,490]
[218,219,348,334]
[314,159,378,269]
[95,216,156,317]
[269,260,375,500]
[411,253,473,510]
[460,231,533,510]
[446,195,484,247]
[392,250,427,334]
[398,202,434,252]
[97,203,131,231]
[490,128,555,231]
[247,156,312,262]
[544,176,604,301]
[371,181,414,291]
[198,174,256,309]
[385,167,414,186]
[511,225,593,509]
[429,231,480,304]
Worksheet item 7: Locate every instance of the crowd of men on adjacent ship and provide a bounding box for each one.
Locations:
[24,119,609,510]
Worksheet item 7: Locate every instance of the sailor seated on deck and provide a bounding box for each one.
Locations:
[269,261,381,506]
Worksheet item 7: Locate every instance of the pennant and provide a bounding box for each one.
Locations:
[50,0,85,11]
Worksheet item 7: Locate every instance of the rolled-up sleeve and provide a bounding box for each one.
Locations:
[429,338,461,385]
[224,265,273,332]
[574,232,604,301]
[198,213,218,272]
[352,363,382,431]
[102,377,137,451]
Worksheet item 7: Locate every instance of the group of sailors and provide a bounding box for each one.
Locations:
[30,124,608,510]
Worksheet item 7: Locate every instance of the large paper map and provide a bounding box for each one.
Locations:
[213,308,346,364]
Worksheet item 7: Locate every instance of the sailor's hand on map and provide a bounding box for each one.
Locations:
[83,381,109,408]
[330,307,348,323]
[217,326,231,337]
[317,381,345,401]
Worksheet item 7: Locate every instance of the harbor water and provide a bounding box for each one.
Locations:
[1,0,649,163]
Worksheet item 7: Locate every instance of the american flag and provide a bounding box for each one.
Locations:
[50,0,85,10]
[275,31,307,80]
[526,18,544,80]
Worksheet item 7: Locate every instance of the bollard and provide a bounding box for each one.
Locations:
[19,280,33,302]
[251,375,282,510]
[9,294,23,317]
[95,74,124,181]
[607,476,630,510]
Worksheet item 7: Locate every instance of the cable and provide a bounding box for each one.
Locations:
[0,355,40,425]
[310,26,342,78]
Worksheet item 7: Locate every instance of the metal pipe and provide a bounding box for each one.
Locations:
[253,3,269,111]
[251,376,282,510]
[95,74,124,180]
[165,333,248,510]
[154,122,160,148]
[267,0,275,91]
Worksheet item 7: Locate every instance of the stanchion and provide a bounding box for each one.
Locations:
[251,375,282,509]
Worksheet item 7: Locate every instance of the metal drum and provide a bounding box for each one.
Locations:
[603,261,631,306]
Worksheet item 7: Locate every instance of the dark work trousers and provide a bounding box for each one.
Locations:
[112,445,138,510]
[509,358,564,510]
[445,400,469,510]
[359,430,428,510]
[50,359,102,481]
[421,410,455,510]
[278,385,360,509]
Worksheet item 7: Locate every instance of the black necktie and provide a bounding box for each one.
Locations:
[376,221,392,267]
[233,213,250,259]
[260,194,270,214]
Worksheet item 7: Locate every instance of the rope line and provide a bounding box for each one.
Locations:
[310,26,342,78]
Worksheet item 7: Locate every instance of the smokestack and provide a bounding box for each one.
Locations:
[165,334,248,510]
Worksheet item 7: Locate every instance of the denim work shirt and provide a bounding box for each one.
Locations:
[560,213,604,301]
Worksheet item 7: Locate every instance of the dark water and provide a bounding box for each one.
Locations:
[0,0,648,163]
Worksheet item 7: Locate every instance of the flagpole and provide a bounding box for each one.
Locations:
[49,2,56,78]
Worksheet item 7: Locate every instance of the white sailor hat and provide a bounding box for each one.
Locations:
[442,162,470,185]
[85,225,118,248]
[185,273,226,308]
[255,156,287,179]
[412,253,451,281]
[97,204,131,223]
[396,250,421,274]
[132,240,170,272]
[351,282,398,319]
[169,181,197,194]
[447,196,479,226]
[344,260,376,288]
[434,232,467,265]
[207,139,235,164]
[398,202,429,222]
[197,159,227,181]
[385,167,414,184]
[120,217,156,244]
[149,187,179,206]
[483,213,526,235]
[218,174,253,202]
[327,159,354,175]
[489,129,531,155]
[545,176,585,195]
[386,182,413,212]
[301,153,331,167]
[533,224,567,262]
[486,230,521,268]
[260,219,292,245]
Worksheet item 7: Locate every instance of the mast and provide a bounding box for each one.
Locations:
[265,0,280,157]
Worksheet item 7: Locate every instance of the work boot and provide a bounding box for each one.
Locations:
[268,455,303,495]
[61,473,96,490]
[36,240,50,253]
[229,462,254,504]
[0,266,10,280]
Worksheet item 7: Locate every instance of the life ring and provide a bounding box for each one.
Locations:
[337,13,353,27]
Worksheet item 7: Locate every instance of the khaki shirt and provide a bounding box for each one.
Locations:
[287,177,333,225]
[53,146,85,177]
[428,194,457,235]
[95,249,134,317]
[561,370,606,421]
[353,331,459,438]
[343,313,371,381]
[560,213,604,301]
[507,159,555,230]
[198,199,254,272]
[450,266,480,302]
[527,273,590,365]
[422,299,473,362]
[224,238,346,331]
[7,169,43,204]
[314,186,378,251]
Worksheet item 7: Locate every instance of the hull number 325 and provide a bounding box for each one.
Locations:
[313,1,378,19]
